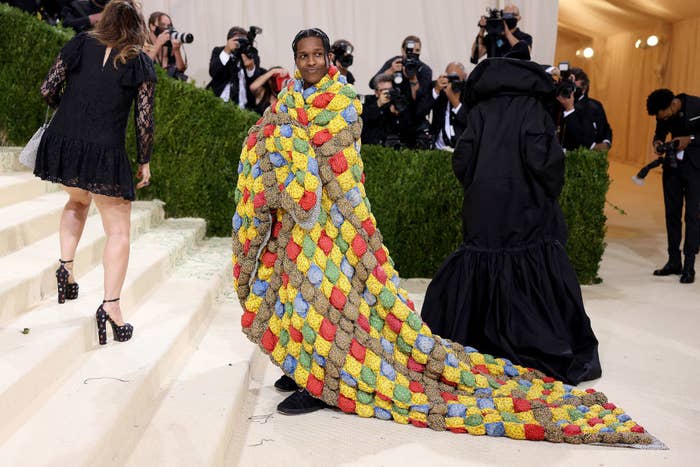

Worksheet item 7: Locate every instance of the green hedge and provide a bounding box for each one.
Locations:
[0,4,608,282]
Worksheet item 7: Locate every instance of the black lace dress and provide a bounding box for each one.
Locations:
[34,33,156,201]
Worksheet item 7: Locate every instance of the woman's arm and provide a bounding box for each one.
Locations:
[40,54,67,109]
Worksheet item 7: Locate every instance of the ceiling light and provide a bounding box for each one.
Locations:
[575,49,581,56]
[635,39,643,48]
[646,35,659,47]
[583,47,594,58]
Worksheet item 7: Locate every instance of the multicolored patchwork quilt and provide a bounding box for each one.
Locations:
[232,66,653,445]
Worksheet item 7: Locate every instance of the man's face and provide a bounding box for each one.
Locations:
[445,64,466,81]
[375,81,393,98]
[656,105,675,120]
[294,37,329,86]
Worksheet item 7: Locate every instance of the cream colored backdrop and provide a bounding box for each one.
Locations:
[140,0,559,95]
[556,16,700,166]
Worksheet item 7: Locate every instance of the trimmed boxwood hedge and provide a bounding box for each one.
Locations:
[0,4,608,282]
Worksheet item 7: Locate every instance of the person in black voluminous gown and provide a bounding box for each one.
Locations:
[420,58,601,385]
[33,0,156,345]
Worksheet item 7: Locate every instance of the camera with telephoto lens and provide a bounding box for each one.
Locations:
[632,139,682,185]
[447,73,466,93]
[235,26,262,60]
[154,26,194,44]
[331,41,354,68]
[484,8,518,37]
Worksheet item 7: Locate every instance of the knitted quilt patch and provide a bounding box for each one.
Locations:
[232,66,653,445]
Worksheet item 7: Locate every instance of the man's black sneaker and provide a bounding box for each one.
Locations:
[277,389,329,415]
[274,374,298,392]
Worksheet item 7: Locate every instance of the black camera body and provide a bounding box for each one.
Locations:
[657,139,682,168]
[235,26,262,60]
[484,8,518,37]
[331,41,354,68]
[446,73,466,94]
[402,40,421,79]
[154,26,194,44]
[387,88,409,113]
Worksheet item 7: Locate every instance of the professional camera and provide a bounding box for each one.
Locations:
[402,40,421,79]
[331,41,354,68]
[447,73,466,93]
[484,8,518,37]
[235,26,263,60]
[154,26,194,44]
[632,139,682,185]
[386,88,409,113]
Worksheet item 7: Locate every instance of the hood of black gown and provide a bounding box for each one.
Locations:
[464,58,554,106]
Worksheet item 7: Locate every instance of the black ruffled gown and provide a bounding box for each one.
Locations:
[421,59,601,385]
[34,32,156,200]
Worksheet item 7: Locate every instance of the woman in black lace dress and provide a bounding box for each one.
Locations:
[34,0,156,344]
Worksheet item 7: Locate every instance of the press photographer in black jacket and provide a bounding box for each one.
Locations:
[207,26,265,110]
[647,89,700,283]
[369,35,433,148]
[429,62,469,150]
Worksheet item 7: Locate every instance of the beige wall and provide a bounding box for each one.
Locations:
[555,16,700,166]
[141,0,559,95]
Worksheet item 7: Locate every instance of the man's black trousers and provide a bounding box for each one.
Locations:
[662,162,700,257]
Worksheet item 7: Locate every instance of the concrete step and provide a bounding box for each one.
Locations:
[0,172,58,208]
[0,218,207,445]
[0,200,165,325]
[0,191,99,257]
[0,238,232,467]
[0,146,26,173]
[125,289,257,467]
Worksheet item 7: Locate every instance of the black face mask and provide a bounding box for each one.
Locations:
[505,17,518,30]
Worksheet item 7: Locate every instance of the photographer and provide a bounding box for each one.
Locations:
[146,11,188,81]
[556,82,597,151]
[248,67,291,115]
[60,0,106,32]
[361,75,411,148]
[647,89,700,283]
[470,4,532,63]
[429,62,469,150]
[330,39,355,84]
[570,67,613,151]
[369,36,434,148]
[207,26,266,109]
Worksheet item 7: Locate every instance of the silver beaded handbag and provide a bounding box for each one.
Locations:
[19,107,52,170]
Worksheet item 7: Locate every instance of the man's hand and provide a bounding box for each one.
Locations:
[171,38,182,51]
[673,136,692,150]
[478,16,487,35]
[434,74,448,94]
[88,13,102,25]
[224,37,240,54]
[389,104,399,115]
[593,142,611,152]
[377,90,391,107]
[557,94,575,112]
[388,58,402,75]
[445,85,461,108]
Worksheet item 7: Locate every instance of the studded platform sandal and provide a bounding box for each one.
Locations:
[95,298,133,345]
[56,259,79,304]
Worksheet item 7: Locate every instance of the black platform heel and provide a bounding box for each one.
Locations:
[96,298,133,345]
[56,259,79,304]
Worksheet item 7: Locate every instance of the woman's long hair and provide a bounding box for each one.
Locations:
[89,0,148,68]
